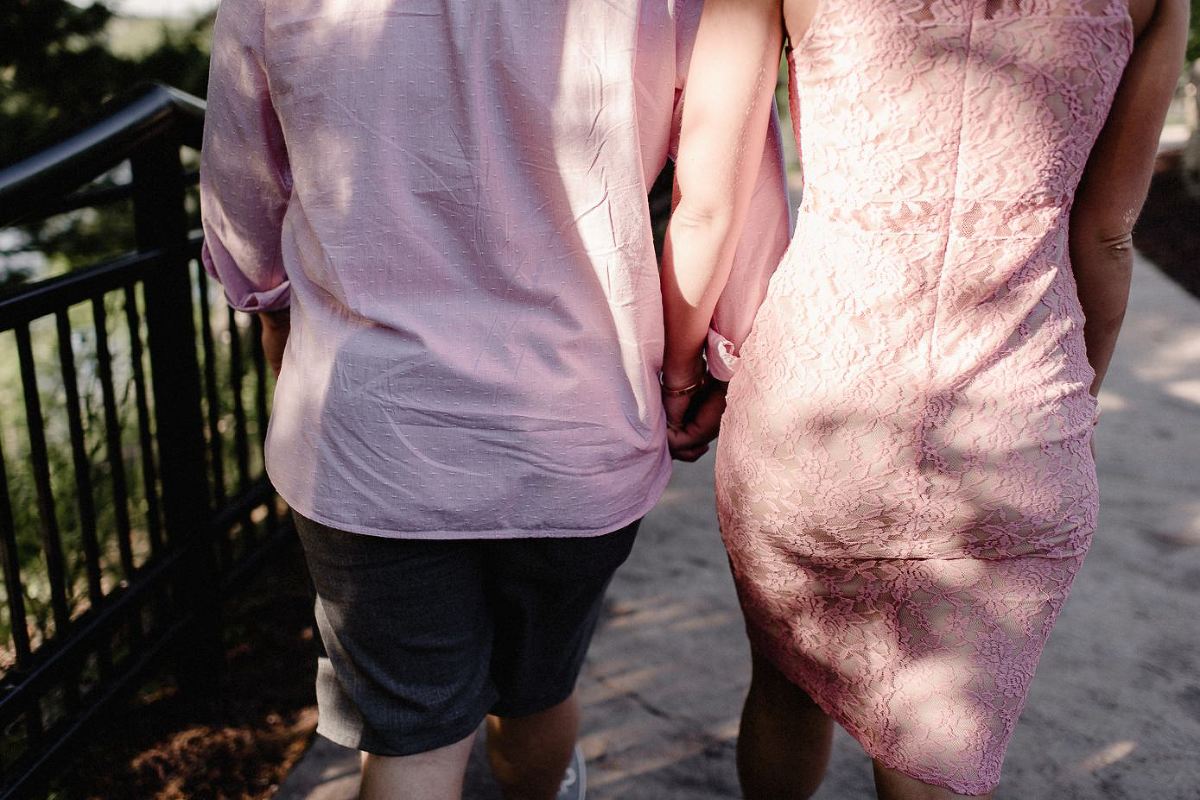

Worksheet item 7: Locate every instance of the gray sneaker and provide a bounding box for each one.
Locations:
[556,744,587,800]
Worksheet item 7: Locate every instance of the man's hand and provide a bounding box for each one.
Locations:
[258,308,291,378]
[665,380,728,462]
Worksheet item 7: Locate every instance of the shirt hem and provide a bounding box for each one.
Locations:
[273,455,673,541]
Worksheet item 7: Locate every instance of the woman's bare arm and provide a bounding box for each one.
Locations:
[660,0,784,397]
[1070,0,1189,394]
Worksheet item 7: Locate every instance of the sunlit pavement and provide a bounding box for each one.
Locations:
[278,251,1200,799]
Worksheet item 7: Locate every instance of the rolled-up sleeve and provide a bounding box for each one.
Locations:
[199,0,292,312]
[706,106,791,382]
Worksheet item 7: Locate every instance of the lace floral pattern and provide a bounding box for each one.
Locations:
[716,0,1131,793]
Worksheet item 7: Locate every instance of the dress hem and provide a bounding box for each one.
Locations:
[743,622,1002,797]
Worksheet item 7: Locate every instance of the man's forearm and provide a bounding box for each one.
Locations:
[258,308,291,378]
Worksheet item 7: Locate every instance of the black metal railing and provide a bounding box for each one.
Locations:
[0,83,290,799]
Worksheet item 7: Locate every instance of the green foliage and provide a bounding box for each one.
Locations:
[1,0,213,165]
[1190,0,1200,64]
[1,0,119,163]
[1,1,213,290]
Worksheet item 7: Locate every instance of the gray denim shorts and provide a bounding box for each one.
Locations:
[294,513,639,756]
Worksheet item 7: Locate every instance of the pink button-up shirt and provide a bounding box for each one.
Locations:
[200,0,789,539]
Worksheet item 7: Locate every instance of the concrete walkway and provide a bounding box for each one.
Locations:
[275,251,1200,799]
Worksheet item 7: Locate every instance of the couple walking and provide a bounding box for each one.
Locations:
[199,0,1184,797]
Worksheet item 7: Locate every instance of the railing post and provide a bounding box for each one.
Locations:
[130,136,221,706]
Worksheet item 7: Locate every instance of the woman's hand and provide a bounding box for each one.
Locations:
[258,308,291,378]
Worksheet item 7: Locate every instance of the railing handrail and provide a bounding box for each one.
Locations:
[0,82,206,228]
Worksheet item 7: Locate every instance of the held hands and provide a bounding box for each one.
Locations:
[661,356,729,462]
[258,308,291,378]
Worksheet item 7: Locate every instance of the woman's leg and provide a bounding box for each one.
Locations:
[737,646,835,800]
[872,762,994,800]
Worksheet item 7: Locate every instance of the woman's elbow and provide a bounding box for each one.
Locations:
[1071,198,1142,252]
[1071,215,1138,264]
[1096,229,1135,255]
[670,199,737,241]
[676,191,739,231]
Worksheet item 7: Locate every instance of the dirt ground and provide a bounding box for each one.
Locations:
[52,539,320,800]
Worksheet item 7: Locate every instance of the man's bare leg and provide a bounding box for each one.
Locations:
[738,647,835,800]
[358,730,477,800]
[486,692,581,800]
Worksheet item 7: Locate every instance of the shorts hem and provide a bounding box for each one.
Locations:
[490,685,577,719]
[315,711,488,758]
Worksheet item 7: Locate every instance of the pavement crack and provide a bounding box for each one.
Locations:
[591,672,686,723]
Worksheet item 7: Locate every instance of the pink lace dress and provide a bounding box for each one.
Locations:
[715,0,1132,793]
